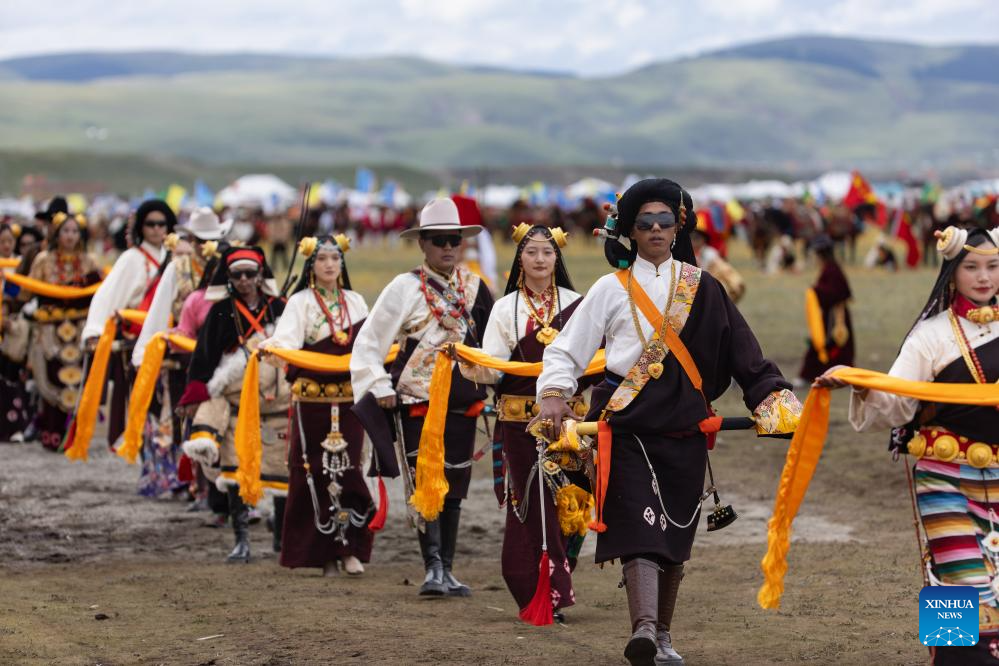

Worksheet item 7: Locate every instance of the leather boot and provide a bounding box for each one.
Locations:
[622,558,659,666]
[417,520,446,596]
[655,564,685,665]
[226,485,251,563]
[439,504,471,597]
[271,496,286,553]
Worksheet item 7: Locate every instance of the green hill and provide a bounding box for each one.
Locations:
[0,36,996,172]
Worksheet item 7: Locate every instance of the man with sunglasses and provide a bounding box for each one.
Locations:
[533,179,800,666]
[351,197,493,597]
[80,198,176,449]
[178,245,288,563]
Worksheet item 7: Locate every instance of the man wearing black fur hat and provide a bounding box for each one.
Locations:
[534,178,801,666]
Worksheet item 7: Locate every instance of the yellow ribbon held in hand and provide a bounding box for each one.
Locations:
[758,366,999,610]
[234,351,264,506]
[410,343,606,522]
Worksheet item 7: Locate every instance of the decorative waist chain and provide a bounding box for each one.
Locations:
[908,426,999,468]
[496,394,587,423]
[291,377,354,403]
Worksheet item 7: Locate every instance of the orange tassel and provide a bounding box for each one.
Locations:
[368,475,388,533]
[588,420,611,533]
[234,352,263,506]
[64,315,117,460]
[519,552,553,626]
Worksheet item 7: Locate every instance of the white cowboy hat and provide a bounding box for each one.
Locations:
[177,207,232,241]
[400,197,483,239]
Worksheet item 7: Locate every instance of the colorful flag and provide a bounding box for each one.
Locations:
[355,168,376,193]
[165,184,186,213]
[307,182,323,207]
[888,208,921,268]
[842,170,878,209]
[194,180,215,207]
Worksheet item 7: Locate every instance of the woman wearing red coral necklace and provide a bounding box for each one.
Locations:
[460,223,595,625]
[818,225,999,666]
[261,235,384,577]
[23,213,101,449]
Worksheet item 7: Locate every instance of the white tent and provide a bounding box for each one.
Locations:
[216,174,298,214]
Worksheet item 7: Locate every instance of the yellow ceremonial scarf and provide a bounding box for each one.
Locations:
[804,288,828,364]
[410,343,605,521]
[232,344,401,506]
[117,332,196,464]
[758,366,999,610]
[3,271,103,299]
[64,316,117,461]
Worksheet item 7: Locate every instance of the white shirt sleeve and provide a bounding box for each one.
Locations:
[350,275,415,400]
[536,277,612,399]
[131,261,178,367]
[82,244,164,342]
[262,290,308,351]
[848,322,934,431]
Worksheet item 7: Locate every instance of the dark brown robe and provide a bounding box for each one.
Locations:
[586,271,791,564]
[280,322,374,568]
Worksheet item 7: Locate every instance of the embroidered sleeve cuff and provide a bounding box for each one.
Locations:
[752,388,803,436]
[178,380,210,407]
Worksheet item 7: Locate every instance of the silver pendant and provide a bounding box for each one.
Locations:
[643,507,656,525]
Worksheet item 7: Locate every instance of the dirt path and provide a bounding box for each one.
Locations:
[1,409,928,665]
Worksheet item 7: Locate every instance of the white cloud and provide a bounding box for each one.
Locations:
[0,0,994,75]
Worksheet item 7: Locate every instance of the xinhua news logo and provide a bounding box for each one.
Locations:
[919,586,979,647]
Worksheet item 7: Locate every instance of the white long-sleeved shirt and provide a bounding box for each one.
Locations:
[463,286,581,385]
[262,288,369,351]
[537,255,678,400]
[849,309,999,431]
[350,267,472,401]
[82,241,166,342]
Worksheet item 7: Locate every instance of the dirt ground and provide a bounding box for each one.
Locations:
[0,240,938,665]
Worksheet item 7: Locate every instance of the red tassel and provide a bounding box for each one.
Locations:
[368,475,388,533]
[60,419,78,453]
[518,552,553,626]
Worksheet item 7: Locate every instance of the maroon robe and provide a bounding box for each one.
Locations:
[586,271,791,563]
[280,322,374,568]
[799,259,854,381]
[496,298,592,612]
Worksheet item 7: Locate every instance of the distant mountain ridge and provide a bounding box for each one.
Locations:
[0,35,996,171]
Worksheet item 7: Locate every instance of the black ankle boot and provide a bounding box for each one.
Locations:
[417,520,446,596]
[439,504,470,597]
[271,496,286,553]
[226,485,251,563]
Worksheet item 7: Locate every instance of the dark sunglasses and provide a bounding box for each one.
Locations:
[143,220,169,228]
[230,269,259,280]
[634,212,676,231]
[424,234,462,248]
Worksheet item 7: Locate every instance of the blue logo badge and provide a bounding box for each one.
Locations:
[919,586,979,647]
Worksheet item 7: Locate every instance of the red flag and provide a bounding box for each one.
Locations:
[843,170,878,209]
[889,208,921,268]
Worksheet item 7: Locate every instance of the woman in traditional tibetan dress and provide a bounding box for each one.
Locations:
[261,235,374,576]
[460,223,590,621]
[81,199,174,448]
[129,208,229,498]
[817,225,999,666]
[798,234,854,383]
[1,223,31,442]
[25,213,102,449]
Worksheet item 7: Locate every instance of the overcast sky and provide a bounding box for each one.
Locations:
[1,0,995,76]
